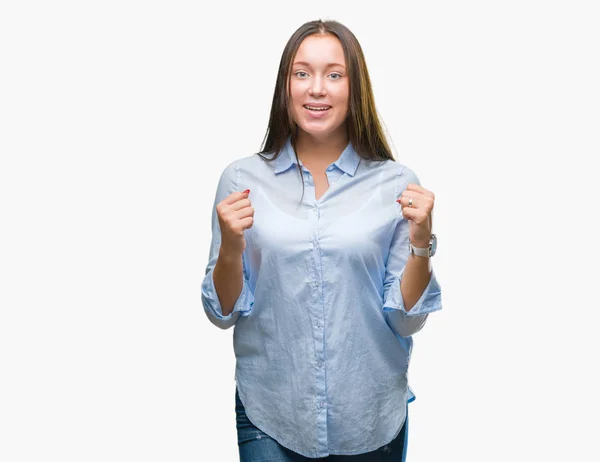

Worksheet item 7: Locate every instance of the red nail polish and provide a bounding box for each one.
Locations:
[243,189,250,194]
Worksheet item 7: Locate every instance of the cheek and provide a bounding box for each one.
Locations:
[289,82,304,102]
[289,91,302,117]
[332,82,349,102]
[333,86,349,115]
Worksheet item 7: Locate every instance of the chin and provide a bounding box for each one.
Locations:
[297,121,342,138]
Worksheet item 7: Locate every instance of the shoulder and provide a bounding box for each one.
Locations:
[362,158,421,186]
[218,153,265,179]
[222,152,263,172]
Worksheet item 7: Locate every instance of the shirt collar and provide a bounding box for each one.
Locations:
[272,136,361,177]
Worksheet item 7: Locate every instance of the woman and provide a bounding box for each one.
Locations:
[202,19,442,461]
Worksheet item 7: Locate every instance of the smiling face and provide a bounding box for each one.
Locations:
[288,34,350,142]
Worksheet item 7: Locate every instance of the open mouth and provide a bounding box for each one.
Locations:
[303,105,332,112]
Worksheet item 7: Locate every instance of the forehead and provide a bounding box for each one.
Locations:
[293,34,346,66]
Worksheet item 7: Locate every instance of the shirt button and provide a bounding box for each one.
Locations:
[315,322,321,328]
[319,402,326,409]
[327,166,333,171]
[316,361,323,368]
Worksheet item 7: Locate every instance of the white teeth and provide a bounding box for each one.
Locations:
[304,106,330,111]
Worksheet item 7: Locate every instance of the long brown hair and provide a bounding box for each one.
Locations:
[258,19,395,167]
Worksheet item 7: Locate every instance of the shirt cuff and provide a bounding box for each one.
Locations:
[383,267,442,316]
[201,267,254,329]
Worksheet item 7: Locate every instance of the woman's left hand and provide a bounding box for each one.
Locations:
[396,183,435,247]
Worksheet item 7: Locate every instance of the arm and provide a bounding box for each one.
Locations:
[201,164,254,330]
[213,251,245,318]
[401,253,434,312]
[382,169,442,337]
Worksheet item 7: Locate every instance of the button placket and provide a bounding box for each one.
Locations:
[308,186,327,437]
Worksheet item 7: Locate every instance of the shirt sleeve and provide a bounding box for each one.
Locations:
[382,168,442,338]
[201,163,255,330]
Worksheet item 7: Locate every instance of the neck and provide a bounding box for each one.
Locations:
[293,128,349,167]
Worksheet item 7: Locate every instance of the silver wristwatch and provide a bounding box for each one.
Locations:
[409,234,437,258]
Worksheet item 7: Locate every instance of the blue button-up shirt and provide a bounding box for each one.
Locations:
[202,137,442,458]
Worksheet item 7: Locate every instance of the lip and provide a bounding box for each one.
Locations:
[303,103,331,108]
[303,105,331,119]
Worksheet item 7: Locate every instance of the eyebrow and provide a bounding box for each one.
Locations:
[292,61,346,69]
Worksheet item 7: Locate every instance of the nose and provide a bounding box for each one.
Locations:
[309,75,327,97]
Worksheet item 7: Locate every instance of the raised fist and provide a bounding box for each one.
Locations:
[216,189,254,257]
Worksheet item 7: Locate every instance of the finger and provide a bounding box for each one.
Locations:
[397,190,426,208]
[239,216,254,229]
[229,198,252,211]
[406,183,434,198]
[222,189,250,206]
[236,206,254,220]
[396,194,419,209]
[400,206,428,225]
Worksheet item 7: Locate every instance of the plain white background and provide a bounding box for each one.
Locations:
[1,1,599,460]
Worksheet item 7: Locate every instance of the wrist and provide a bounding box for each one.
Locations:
[409,234,437,258]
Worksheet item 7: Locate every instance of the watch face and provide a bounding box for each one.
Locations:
[430,234,437,256]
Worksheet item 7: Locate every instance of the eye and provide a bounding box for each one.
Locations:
[329,73,342,80]
[294,71,308,78]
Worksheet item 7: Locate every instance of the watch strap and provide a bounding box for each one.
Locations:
[409,244,430,257]
[409,234,436,258]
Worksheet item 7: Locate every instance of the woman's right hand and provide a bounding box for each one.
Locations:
[216,189,254,257]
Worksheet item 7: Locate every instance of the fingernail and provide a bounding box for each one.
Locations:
[396,199,401,203]
[243,189,250,194]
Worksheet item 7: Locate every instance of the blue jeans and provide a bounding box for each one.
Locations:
[236,388,408,461]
